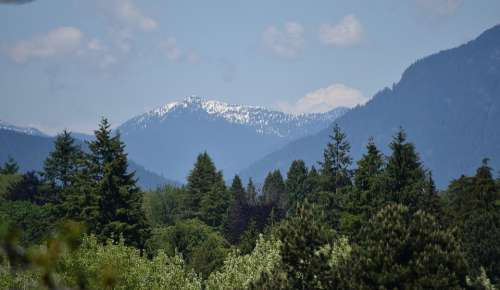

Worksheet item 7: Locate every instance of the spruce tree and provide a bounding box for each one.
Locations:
[318,124,352,192]
[1,156,19,175]
[286,160,309,210]
[186,152,220,215]
[354,138,384,192]
[88,118,149,248]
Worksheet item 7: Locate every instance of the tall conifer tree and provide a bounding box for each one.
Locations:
[319,124,352,192]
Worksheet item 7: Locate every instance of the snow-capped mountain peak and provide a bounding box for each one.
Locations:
[122,96,348,138]
[0,120,47,137]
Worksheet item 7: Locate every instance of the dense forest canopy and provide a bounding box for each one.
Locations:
[0,119,499,289]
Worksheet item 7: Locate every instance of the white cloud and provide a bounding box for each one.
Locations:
[415,0,463,16]
[319,14,363,47]
[262,22,304,59]
[100,0,157,31]
[8,27,83,63]
[160,37,182,62]
[279,83,367,114]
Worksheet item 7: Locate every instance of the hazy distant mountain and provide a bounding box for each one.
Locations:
[0,128,173,189]
[0,120,47,137]
[117,96,348,181]
[241,24,500,187]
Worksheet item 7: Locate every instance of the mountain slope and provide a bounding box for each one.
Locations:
[117,96,347,181]
[241,24,500,187]
[0,129,173,189]
[0,120,47,137]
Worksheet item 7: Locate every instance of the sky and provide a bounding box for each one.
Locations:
[0,0,499,134]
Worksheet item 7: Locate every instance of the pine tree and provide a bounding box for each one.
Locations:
[186,152,220,215]
[6,171,43,204]
[1,156,19,175]
[88,118,149,248]
[286,160,309,210]
[354,138,384,192]
[318,124,352,192]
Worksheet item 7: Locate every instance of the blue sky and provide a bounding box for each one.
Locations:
[0,0,499,134]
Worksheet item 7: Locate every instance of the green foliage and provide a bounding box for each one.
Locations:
[354,137,384,193]
[143,185,185,227]
[186,152,221,215]
[88,118,149,248]
[206,235,281,290]
[0,156,19,175]
[286,160,309,209]
[262,170,287,219]
[145,219,229,278]
[0,173,21,199]
[346,204,468,289]
[200,173,230,230]
[319,124,352,192]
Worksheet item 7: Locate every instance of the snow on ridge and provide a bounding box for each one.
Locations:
[0,120,46,136]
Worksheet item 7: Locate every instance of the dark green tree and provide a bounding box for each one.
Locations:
[6,171,44,205]
[286,160,309,210]
[186,152,220,215]
[200,172,230,230]
[226,175,249,243]
[345,204,468,289]
[246,178,258,205]
[43,130,85,190]
[1,156,19,175]
[354,137,384,192]
[262,170,287,219]
[88,118,149,248]
[318,124,352,192]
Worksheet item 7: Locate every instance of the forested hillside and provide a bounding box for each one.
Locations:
[242,24,500,187]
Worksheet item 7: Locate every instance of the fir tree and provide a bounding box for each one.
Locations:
[186,152,220,215]
[262,170,287,219]
[200,171,230,230]
[1,156,19,175]
[227,175,249,243]
[246,178,258,205]
[88,118,149,248]
[318,124,352,192]
[43,130,84,190]
[354,137,384,192]
[286,160,309,210]
[6,171,43,204]
[385,128,426,196]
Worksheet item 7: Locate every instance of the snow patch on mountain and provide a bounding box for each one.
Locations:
[0,120,47,137]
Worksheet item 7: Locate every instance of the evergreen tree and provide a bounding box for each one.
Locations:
[1,156,19,175]
[385,128,426,196]
[43,130,85,190]
[227,175,249,243]
[286,160,309,210]
[318,124,352,192]
[354,137,384,192]
[262,170,287,219]
[6,171,43,204]
[200,171,230,229]
[88,118,149,248]
[186,152,220,215]
[345,204,468,289]
[304,166,321,200]
[246,178,258,205]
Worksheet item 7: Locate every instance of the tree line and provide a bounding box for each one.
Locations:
[0,120,499,289]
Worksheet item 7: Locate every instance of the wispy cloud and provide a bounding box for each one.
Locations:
[98,0,157,32]
[160,37,200,64]
[7,27,83,63]
[279,83,367,114]
[262,22,304,59]
[319,14,363,48]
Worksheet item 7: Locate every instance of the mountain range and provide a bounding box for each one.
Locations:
[116,96,347,181]
[241,24,500,187]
